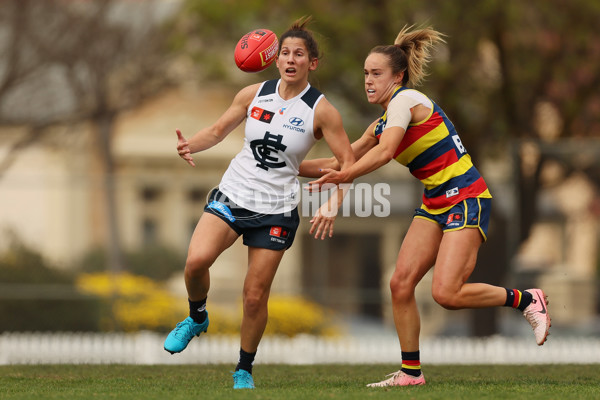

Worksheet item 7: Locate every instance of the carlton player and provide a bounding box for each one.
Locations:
[164,17,354,389]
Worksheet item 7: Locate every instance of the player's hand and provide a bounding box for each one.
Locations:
[176,129,195,167]
[307,169,345,192]
[309,199,338,240]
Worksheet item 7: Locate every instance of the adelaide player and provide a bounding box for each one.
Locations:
[163,16,354,389]
[302,25,551,387]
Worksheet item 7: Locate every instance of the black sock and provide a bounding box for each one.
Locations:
[401,350,421,377]
[189,298,207,324]
[235,348,256,374]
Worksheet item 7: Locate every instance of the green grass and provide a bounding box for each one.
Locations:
[1,364,599,399]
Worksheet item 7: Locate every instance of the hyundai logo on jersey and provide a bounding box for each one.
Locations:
[288,117,304,127]
[283,117,306,133]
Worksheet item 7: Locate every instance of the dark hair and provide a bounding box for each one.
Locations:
[278,16,321,61]
[369,25,445,87]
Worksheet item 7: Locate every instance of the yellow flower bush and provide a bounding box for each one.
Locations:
[76,272,186,332]
[265,295,342,337]
[206,295,343,337]
[76,273,342,336]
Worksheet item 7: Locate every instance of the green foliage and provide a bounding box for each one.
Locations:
[1,364,600,399]
[0,236,70,284]
[169,0,600,148]
[77,245,185,281]
[75,270,342,335]
[168,0,417,132]
[0,238,103,332]
[0,296,103,333]
[0,239,341,334]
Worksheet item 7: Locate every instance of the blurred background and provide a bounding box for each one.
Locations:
[0,0,599,362]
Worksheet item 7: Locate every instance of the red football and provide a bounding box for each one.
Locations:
[234,29,279,73]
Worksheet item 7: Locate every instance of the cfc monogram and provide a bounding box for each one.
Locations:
[250,132,287,171]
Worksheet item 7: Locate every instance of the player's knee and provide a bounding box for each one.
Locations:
[242,290,267,316]
[390,269,417,302]
[184,252,212,278]
[431,286,459,310]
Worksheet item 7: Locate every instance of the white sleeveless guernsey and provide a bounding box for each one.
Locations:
[219,79,323,214]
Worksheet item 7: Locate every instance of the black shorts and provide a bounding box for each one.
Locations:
[203,188,299,251]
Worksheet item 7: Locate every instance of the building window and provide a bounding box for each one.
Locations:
[141,186,162,203]
[188,188,207,204]
[142,218,157,245]
[139,186,163,246]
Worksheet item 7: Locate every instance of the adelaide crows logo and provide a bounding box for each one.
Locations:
[374,115,387,139]
[250,132,287,171]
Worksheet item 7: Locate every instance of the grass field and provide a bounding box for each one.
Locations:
[2,364,599,399]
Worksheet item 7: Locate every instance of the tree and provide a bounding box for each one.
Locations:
[169,0,600,334]
[0,0,176,274]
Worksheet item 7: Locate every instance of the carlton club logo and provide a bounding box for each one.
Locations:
[250,132,287,171]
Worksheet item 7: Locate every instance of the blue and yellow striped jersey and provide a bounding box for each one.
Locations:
[374,86,492,214]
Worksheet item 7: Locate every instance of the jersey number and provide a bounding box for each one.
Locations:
[452,135,466,154]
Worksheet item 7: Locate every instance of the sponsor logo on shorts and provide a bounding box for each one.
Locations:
[446,212,463,228]
[207,200,236,222]
[270,226,289,244]
[269,226,289,238]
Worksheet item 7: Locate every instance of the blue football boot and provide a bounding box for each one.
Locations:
[232,369,255,389]
[164,314,209,354]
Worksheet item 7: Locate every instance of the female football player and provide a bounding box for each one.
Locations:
[304,25,551,387]
[165,16,354,389]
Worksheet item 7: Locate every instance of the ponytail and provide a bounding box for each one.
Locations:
[279,15,321,61]
[370,25,445,87]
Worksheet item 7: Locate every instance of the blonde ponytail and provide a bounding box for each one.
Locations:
[370,25,445,87]
[394,25,445,87]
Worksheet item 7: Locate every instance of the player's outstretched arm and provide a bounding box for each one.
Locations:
[176,84,261,166]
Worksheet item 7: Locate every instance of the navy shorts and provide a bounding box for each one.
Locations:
[414,197,491,241]
[203,188,299,250]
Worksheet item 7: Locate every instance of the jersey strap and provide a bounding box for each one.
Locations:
[258,79,278,96]
[257,80,322,109]
[300,86,323,109]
